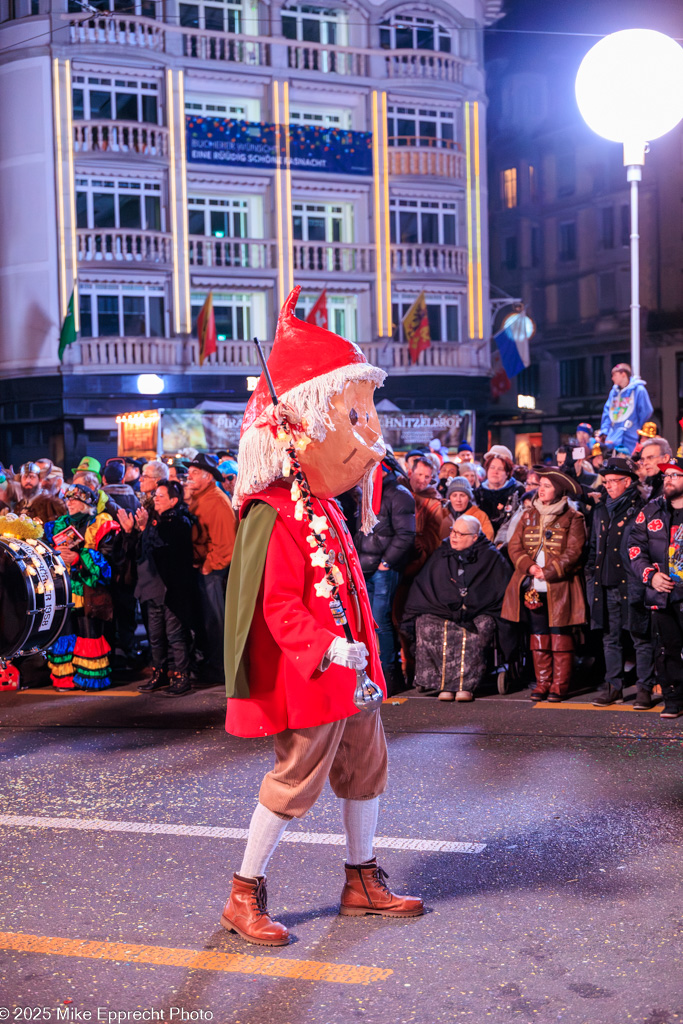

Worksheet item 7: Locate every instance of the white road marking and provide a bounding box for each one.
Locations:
[0,812,485,855]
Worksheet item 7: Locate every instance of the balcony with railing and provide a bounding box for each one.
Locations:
[188,238,276,270]
[64,13,467,84]
[73,120,169,159]
[77,229,173,265]
[62,335,488,376]
[388,138,466,179]
[390,244,467,276]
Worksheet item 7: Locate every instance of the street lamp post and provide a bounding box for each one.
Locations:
[575,29,683,378]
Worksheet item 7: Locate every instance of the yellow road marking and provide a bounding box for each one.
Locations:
[0,931,392,985]
[534,701,663,713]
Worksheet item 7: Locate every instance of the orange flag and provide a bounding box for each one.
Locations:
[306,289,328,330]
[197,291,217,366]
[402,291,431,365]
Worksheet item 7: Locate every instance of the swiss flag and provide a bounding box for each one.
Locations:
[306,289,328,331]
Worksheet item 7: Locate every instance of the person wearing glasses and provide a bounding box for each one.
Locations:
[628,454,683,719]
[402,515,513,702]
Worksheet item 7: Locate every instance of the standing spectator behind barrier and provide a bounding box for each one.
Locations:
[102,461,141,669]
[103,460,140,515]
[585,458,653,708]
[637,436,672,501]
[440,477,494,541]
[186,453,237,687]
[628,455,683,719]
[124,457,145,494]
[600,363,654,454]
[405,456,447,576]
[503,467,586,703]
[139,459,169,509]
[355,455,415,695]
[476,446,525,544]
[11,462,66,523]
[436,461,459,499]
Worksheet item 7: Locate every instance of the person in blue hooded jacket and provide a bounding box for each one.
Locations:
[600,363,653,455]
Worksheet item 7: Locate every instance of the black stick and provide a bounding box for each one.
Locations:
[253,337,278,408]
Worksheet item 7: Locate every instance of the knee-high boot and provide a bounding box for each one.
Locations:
[548,634,574,702]
[529,634,553,700]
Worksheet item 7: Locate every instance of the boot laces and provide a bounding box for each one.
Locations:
[251,878,268,916]
[371,864,391,893]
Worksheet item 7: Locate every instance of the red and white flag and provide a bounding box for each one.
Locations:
[306,289,328,331]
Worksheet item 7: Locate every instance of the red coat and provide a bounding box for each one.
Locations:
[225,481,385,738]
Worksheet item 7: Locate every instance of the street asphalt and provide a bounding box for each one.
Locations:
[1,673,683,1024]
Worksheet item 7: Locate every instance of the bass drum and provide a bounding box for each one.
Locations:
[0,535,72,661]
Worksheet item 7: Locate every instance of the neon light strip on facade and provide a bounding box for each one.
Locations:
[52,59,67,322]
[166,69,181,335]
[473,101,483,339]
[283,81,294,295]
[381,92,392,337]
[464,102,475,339]
[178,70,191,333]
[371,91,384,338]
[64,60,79,331]
[273,81,285,310]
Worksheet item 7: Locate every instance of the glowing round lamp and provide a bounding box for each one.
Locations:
[137,373,165,395]
[575,29,683,154]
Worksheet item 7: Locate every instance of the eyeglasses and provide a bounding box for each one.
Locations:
[664,473,683,481]
[450,530,474,537]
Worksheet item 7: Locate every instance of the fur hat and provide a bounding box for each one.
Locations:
[235,287,386,509]
[483,445,514,469]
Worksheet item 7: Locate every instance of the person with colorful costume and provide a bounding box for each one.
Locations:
[45,482,120,690]
[600,363,654,455]
[220,287,423,947]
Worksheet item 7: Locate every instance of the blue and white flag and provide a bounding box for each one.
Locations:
[494,312,534,379]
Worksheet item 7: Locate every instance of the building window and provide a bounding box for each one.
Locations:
[558,221,577,262]
[530,225,541,267]
[76,177,163,232]
[184,94,262,121]
[503,236,517,270]
[379,14,453,54]
[292,201,352,243]
[179,0,246,33]
[68,0,157,14]
[557,280,579,322]
[387,105,455,148]
[72,75,159,124]
[620,204,630,247]
[79,286,166,338]
[295,293,357,341]
[556,148,575,197]
[592,354,605,394]
[392,296,460,343]
[598,271,617,314]
[501,168,517,209]
[282,3,347,45]
[187,196,252,238]
[559,357,585,398]
[389,199,457,246]
[600,207,614,249]
[191,292,255,341]
[517,363,539,398]
[290,106,352,129]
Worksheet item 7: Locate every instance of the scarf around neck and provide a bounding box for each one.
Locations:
[532,494,568,523]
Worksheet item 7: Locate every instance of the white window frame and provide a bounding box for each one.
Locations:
[281,4,349,46]
[188,194,261,239]
[190,291,265,342]
[379,13,453,54]
[72,75,160,124]
[79,284,167,338]
[184,93,261,122]
[289,106,352,129]
[179,0,257,34]
[68,0,159,14]
[387,104,456,148]
[76,177,165,232]
[393,295,460,343]
[294,293,357,342]
[292,201,353,243]
[389,198,458,246]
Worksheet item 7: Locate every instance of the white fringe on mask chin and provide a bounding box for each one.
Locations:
[234,361,386,534]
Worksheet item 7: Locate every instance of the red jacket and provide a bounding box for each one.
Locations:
[225,481,385,738]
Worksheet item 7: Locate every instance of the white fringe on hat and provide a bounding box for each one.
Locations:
[234,361,386,533]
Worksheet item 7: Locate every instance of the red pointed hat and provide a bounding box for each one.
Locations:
[235,286,385,505]
[241,286,380,436]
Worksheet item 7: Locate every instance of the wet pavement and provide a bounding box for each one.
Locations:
[1,678,683,1024]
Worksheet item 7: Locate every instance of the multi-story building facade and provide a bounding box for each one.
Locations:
[487,64,683,461]
[0,0,501,465]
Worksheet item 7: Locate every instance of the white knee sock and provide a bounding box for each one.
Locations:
[239,803,290,879]
[341,797,380,865]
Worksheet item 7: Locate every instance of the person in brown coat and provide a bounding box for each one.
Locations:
[502,467,586,702]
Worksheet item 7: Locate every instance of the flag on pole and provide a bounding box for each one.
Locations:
[493,311,534,379]
[197,290,217,366]
[58,289,77,361]
[306,289,328,330]
[402,291,431,365]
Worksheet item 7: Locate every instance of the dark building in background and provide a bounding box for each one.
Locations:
[486,30,683,459]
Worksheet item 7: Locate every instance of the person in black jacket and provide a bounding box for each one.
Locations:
[585,457,653,708]
[628,454,683,719]
[354,454,415,694]
[131,479,199,697]
[401,516,513,702]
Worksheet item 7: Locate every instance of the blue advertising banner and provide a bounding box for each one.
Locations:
[186,115,373,175]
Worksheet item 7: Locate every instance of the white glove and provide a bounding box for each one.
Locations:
[322,637,369,672]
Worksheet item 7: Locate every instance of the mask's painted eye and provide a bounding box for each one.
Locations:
[349,408,358,425]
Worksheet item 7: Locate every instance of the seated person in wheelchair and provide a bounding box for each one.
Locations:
[401,515,515,702]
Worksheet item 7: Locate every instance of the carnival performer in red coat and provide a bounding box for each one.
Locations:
[220,288,424,946]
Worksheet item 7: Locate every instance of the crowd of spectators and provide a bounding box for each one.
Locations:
[1,363,682,718]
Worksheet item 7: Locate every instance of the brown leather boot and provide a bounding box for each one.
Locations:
[548,634,574,702]
[340,859,424,918]
[220,874,290,946]
[529,634,553,700]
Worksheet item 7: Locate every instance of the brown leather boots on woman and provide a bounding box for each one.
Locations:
[529,633,574,702]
